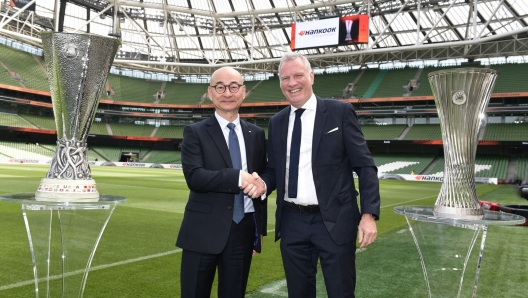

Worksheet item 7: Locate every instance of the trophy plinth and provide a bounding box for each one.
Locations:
[35,32,120,202]
[428,68,498,219]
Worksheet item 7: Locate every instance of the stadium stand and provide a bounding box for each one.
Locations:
[154,125,185,139]
[371,67,421,98]
[426,157,445,176]
[1,41,528,184]
[103,74,164,103]
[411,65,461,97]
[0,113,37,128]
[241,80,261,100]
[515,157,528,183]
[19,114,56,130]
[90,145,123,161]
[0,44,49,91]
[162,81,209,104]
[312,72,356,99]
[483,123,528,141]
[373,153,436,175]
[0,67,19,86]
[489,64,528,93]
[351,68,380,99]
[109,123,156,137]
[403,124,442,140]
[85,147,106,161]
[245,76,286,102]
[0,141,54,159]
[142,149,181,164]
[474,154,508,180]
[120,146,147,160]
[360,124,407,140]
[89,122,111,135]
[426,155,508,180]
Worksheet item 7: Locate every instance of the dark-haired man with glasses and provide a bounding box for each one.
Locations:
[176,66,267,298]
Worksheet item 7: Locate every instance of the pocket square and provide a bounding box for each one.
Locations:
[326,127,339,134]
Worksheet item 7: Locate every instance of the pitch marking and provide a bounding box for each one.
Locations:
[0,229,278,292]
[0,249,182,291]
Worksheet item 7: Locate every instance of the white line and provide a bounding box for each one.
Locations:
[259,279,288,296]
[381,196,436,209]
[1,230,279,291]
[0,249,182,291]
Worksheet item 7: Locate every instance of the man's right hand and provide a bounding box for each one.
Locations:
[241,172,265,198]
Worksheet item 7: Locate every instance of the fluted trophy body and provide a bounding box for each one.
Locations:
[35,32,120,201]
[428,68,498,219]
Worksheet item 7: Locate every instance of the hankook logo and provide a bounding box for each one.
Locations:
[298,27,337,36]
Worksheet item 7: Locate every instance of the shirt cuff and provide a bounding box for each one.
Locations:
[260,180,267,200]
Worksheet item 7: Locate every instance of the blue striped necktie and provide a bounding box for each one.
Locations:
[288,108,305,198]
[227,123,245,223]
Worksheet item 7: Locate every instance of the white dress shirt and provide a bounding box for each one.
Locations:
[285,94,319,206]
[215,112,255,213]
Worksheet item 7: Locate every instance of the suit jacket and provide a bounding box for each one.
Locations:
[261,97,380,245]
[176,115,268,254]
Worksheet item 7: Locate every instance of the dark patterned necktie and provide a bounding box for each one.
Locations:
[288,108,305,198]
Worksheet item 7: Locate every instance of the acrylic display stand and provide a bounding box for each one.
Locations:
[0,193,126,298]
[394,206,525,298]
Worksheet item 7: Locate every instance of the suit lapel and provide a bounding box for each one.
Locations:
[240,120,254,173]
[312,97,327,164]
[279,106,291,182]
[206,116,232,167]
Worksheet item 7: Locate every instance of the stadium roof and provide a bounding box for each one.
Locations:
[1,0,528,75]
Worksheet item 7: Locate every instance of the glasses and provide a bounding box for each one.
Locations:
[210,83,244,94]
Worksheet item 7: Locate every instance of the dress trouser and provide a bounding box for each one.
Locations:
[180,213,255,298]
[280,204,357,298]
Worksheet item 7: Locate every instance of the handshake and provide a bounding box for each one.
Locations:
[241,172,266,199]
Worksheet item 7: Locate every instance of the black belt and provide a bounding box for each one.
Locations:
[284,201,320,213]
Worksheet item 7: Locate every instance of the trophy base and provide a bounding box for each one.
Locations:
[35,178,100,202]
[433,205,484,220]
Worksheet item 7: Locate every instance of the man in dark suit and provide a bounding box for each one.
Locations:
[257,52,380,298]
[176,67,267,298]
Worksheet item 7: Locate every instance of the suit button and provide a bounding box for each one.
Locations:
[228,206,233,210]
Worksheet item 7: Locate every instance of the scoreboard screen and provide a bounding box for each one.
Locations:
[290,15,369,50]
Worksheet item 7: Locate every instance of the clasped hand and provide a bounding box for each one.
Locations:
[240,172,265,199]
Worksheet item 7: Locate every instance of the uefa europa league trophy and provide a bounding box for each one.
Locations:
[345,20,353,41]
[428,68,498,219]
[35,32,120,202]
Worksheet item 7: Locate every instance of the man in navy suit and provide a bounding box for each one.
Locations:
[176,67,267,298]
[257,53,380,298]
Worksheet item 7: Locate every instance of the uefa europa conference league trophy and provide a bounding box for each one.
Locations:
[35,32,120,202]
[394,68,525,298]
[429,68,498,219]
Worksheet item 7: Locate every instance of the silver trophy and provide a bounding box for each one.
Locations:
[345,20,353,41]
[428,68,498,219]
[35,32,120,202]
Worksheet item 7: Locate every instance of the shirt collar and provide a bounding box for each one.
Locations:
[290,93,316,116]
[215,111,240,129]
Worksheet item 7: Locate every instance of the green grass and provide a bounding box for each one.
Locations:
[0,165,527,297]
